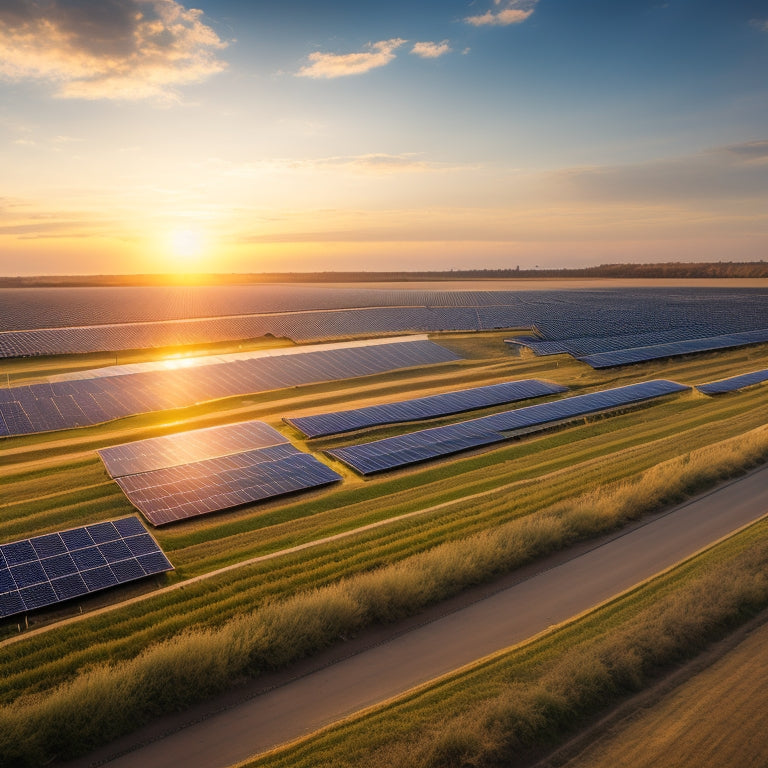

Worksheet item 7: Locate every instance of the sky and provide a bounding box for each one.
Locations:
[1,0,767,275]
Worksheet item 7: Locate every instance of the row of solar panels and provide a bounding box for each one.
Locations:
[327,380,690,475]
[506,324,723,357]
[579,329,768,369]
[284,379,568,438]
[0,516,173,619]
[0,338,460,437]
[0,305,526,358]
[507,328,768,369]
[3,288,768,358]
[696,368,768,395]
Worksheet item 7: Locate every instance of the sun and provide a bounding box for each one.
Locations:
[170,228,204,260]
[163,227,210,274]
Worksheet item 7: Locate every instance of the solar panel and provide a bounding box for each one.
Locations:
[100,420,342,525]
[328,380,689,475]
[0,516,173,619]
[578,329,768,369]
[696,369,768,395]
[98,420,288,478]
[0,337,461,437]
[284,380,568,438]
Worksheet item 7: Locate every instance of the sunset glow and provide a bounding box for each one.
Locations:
[1,1,767,275]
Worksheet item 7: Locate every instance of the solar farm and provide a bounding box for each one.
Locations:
[1,283,768,766]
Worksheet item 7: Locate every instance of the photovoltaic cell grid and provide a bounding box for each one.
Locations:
[284,379,569,438]
[2,287,767,359]
[0,338,461,438]
[696,369,768,395]
[0,516,173,619]
[98,420,288,478]
[327,380,690,475]
[100,420,342,525]
[577,329,768,369]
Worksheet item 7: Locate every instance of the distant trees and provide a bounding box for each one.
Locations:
[2,261,768,287]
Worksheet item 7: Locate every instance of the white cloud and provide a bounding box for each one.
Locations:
[466,1,538,27]
[411,40,452,59]
[0,0,228,101]
[297,38,406,79]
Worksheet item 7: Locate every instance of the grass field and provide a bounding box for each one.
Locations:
[559,616,768,768]
[1,331,767,764]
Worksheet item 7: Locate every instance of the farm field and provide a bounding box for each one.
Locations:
[1,320,768,766]
[559,615,768,768]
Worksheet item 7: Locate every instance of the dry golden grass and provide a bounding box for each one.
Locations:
[561,619,768,768]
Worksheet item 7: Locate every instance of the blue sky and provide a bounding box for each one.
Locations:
[1,0,767,274]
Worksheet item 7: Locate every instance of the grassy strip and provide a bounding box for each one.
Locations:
[244,518,768,768]
[0,430,766,764]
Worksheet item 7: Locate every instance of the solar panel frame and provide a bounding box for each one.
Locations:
[0,516,173,619]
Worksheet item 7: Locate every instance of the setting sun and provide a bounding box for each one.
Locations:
[171,228,203,258]
[165,227,209,271]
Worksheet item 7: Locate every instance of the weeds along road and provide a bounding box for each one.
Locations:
[74,465,768,768]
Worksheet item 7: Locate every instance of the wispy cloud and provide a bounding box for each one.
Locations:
[0,0,228,101]
[550,140,768,203]
[720,140,768,163]
[310,153,441,173]
[466,0,538,27]
[411,40,452,59]
[297,38,406,79]
[200,153,450,178]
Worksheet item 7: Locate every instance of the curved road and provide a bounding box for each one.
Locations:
[75,465,768,768]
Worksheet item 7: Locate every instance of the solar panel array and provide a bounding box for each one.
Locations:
[0,337,461,438]
[0,517,173,619]
[696,369,768,395]
[327,380,690,475]
[99,420,287,477]
[100,421,342,525]
[578,329,768,369]
[284,379,568,438]
[3,286,768,360]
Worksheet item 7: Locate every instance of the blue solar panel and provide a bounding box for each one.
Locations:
[578,329,768,369]
[328,380,689,475]
[98,420,289,478]
[0,338,461,437]
[696,369,768,394]
[102,420,343,525]
[60,527,95,551]
[0,516,173,619]
[284,380,568,438]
